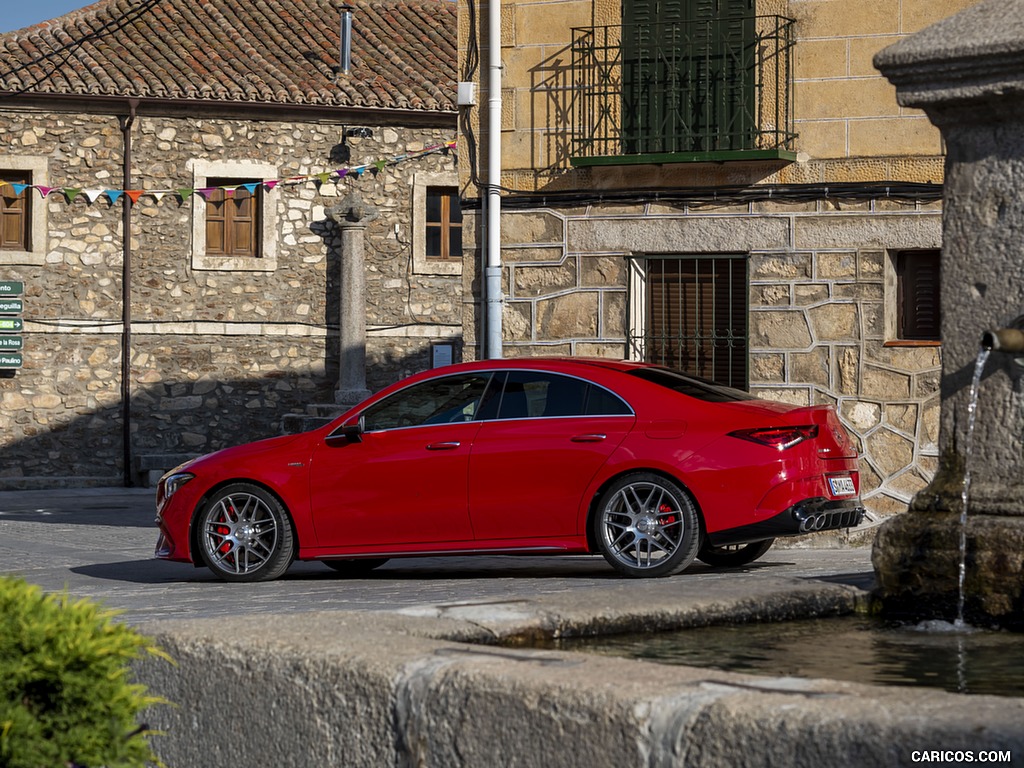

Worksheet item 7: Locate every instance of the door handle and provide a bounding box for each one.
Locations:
[571,434,607,443]
[426,441,461,450]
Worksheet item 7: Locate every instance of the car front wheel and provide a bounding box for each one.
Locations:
[196,483,294,582]
[591,473,699,578]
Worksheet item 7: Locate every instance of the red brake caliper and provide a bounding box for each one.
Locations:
[217,503,233,554]
[658,503,677,526]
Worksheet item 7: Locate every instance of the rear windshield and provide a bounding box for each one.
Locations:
[627,367,757,403]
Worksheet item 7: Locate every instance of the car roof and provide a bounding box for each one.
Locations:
[438,356,652,374]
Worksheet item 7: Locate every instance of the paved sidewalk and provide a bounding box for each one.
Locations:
[0,487,875,630]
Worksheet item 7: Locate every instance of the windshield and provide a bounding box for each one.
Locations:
[627,367,756,403]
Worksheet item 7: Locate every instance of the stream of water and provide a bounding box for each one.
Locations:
[958,348,990,628]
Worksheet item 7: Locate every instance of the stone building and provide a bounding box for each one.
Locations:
[456,0,980,522]
[0,0,459,488]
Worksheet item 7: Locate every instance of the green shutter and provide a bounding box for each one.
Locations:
[622,0,755,154]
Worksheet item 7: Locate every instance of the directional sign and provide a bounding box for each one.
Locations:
[0,318,23,332]
[0,352,21,369]
[0,298,22,314]
[0,281,23,297]
[0,337,21,350]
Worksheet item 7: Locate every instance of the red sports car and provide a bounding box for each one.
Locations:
[155,358,864,582]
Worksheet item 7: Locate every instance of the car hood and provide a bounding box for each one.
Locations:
[183,433,308,473]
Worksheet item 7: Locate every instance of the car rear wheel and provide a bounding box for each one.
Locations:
[322,558,389,576]
[697,538,774,568]
[196,483,294,582]
[591,473,699,578]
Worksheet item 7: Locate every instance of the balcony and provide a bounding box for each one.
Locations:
[570,15,796,166]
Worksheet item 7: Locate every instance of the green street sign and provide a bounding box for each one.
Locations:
[0,318,22,332]
[0,336,21,350]
[0,352,21,369]
[0,281,24,297]
[0,298,22,314]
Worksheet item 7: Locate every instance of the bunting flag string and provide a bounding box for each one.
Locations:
[0,140,456,205]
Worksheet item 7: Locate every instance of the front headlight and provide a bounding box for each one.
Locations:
[158,471,195,511]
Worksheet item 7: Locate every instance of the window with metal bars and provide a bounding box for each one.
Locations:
[0,171,30,252]
[205,177,260,258]
[643,255,748,389]
[897,249,940,341]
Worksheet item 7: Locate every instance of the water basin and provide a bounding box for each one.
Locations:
[548,616,1024,697]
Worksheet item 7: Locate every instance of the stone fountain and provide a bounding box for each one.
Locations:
[872,0,1024,629]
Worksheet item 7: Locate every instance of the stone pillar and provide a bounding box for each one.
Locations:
[872,0,1024,628]
[327,193,378,405]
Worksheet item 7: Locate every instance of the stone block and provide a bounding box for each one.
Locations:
[750,284,791,307]
[503,301,532,341]
[795,38,848,80]
[791,0,900,37]
[794,283,830,306]
[791,348,831,387]
[536,292,599,339]
[581,256,626,287]
[792,119,848,160]
[502,211,564,245]
[866,427,916,476]
[849,116,942,156]
[842,400,882,433]
[884,402,919,434]
[569,216,790,255]
[750,310,813,349]
[750,252,812,280]
[816,252,857,279]
[796,77,900,121]
[849,36,901,77]
[808,303,859,342]
[601,291,626,338]
[513,260,578,298]
[795,213,942,250]
[750,353,785,383]
[862,366,912,399]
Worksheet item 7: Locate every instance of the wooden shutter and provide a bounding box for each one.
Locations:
[0,172,30,251]
[426,187,462,260]
[206,178,259,257]
[898,250,941,341]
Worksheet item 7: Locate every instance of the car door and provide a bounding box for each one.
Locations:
[308,372,496,548]
[468,371,635,542]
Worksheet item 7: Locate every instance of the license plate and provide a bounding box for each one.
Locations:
[828,476,856,496]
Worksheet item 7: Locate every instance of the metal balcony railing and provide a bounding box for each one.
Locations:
[570,15,796,164]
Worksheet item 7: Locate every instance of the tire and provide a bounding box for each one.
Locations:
[591,473,700,578]
[322,558,389,576]
[196,483,295,582]
[697,538,775,568]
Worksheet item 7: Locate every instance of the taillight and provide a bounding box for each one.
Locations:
[728,425,819,450]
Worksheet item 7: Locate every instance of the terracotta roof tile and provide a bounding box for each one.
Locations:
[0,0,457,112]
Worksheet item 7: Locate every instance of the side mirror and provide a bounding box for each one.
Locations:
[326,415,365,446]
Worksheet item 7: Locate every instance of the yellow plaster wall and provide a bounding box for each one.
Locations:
[791,0,979,164]
[459,0,981,192]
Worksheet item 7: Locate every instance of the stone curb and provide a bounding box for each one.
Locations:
[134,592,1024,767]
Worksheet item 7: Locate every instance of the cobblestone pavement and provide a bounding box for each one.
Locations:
[0,487,876,626]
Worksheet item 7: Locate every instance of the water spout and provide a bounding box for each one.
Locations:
[980,327,1024,352]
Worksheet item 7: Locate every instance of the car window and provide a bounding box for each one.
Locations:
[361,373,495,431]
[628,367,756,402]
[493,371,631,419]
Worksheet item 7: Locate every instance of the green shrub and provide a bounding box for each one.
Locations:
[0,577,170,768]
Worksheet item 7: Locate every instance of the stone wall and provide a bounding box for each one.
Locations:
[0,107,459,488]
[465,200,943,521]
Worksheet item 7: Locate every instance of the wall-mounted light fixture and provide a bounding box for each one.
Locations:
[339,4,354,75]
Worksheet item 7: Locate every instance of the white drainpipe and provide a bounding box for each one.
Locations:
[484,0,503,359]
